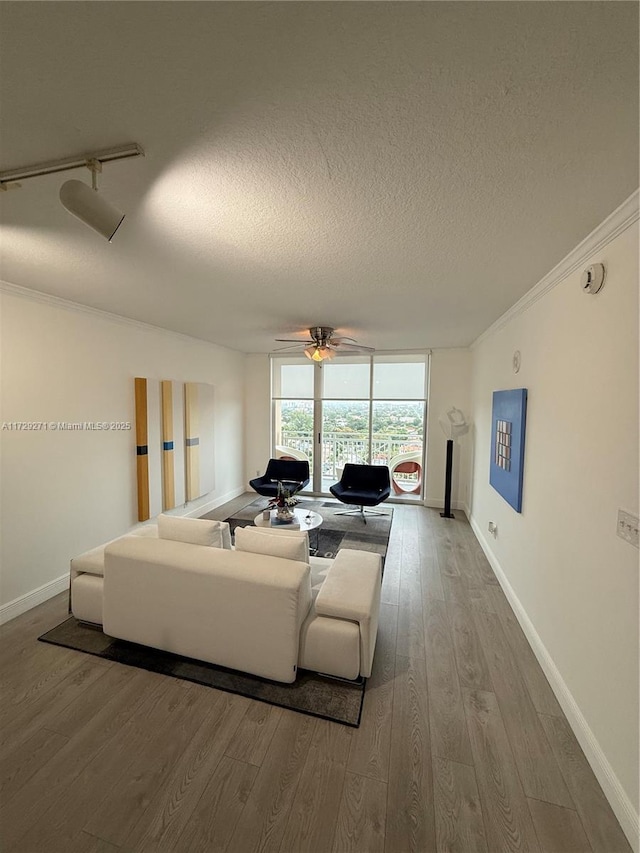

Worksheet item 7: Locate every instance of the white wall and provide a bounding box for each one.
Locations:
[469,214,639,844]
[425,348,471,511]
[0,287,246,617]
[244,353,272,485]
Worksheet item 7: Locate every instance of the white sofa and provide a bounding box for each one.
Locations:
[70,516,381,683]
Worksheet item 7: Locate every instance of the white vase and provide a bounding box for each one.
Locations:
[276,505,294,522]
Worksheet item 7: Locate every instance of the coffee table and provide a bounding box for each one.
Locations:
[254,508,323,553]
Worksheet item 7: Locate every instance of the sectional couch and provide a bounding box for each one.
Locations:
[70,514,382,683]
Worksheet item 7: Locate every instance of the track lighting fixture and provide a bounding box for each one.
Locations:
[59,160,125,241]
[0,143,143,242]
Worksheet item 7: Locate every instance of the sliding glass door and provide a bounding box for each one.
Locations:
[272,353,428,500]
[321,358,371,493]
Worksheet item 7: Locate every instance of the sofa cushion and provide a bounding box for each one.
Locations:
[158,514,226,548]
[255,525,311,557]
[234,525,309,563]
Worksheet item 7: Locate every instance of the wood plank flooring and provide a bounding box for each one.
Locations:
[0,499,632,852]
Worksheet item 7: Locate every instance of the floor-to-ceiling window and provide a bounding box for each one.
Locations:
[272,353,428,501]
[272,359,315,473]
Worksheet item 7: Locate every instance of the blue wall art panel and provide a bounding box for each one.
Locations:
[490,388,527,512]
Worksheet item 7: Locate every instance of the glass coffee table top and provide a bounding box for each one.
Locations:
[254,507,323,532]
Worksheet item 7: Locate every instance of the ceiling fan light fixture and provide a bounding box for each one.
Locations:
[275,326,372,359]
[304,344,335,362]
[320,346,336,361]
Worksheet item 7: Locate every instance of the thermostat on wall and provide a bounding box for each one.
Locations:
[581,263,605,294]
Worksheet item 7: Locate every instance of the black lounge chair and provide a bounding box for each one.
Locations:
[249,458,310,498]
[329,463,391,523]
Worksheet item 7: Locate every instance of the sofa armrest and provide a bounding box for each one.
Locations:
[314,549,382,677]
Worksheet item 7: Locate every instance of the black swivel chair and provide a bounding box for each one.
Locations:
[249,458,310,498]
[329,463,391,523]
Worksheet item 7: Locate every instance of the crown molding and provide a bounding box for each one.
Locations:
[0,279,241,352]
[471,189,640,349]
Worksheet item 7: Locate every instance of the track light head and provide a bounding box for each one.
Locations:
[1,144,142,240]
[59,179,125,241]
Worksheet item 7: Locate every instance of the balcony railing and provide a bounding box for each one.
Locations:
[278,429,423,485]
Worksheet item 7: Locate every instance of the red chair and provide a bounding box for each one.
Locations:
[390,454,422,495]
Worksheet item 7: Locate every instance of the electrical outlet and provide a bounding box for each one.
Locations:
[617,509,639,549]
[488,521,498,538]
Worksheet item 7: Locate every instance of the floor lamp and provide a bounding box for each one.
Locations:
[439,408,469,519]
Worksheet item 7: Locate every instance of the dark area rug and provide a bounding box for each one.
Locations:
[211,497,393,561]
[39,618,365,727]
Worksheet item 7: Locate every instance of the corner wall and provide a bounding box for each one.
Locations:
[0,286,246,620]
[469,200,639,845]
[425,348,471,511]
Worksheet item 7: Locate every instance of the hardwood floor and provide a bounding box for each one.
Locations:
[0,500,632,852]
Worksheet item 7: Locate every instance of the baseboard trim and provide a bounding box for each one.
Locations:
[424,498,465,511]
[0,573,69,626]
[468,513,639,852]
[0,487,247,626]
[154,487,246,520]
[183,485,246,518]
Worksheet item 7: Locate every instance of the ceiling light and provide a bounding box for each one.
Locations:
[304,345,319,361]
[60,163,125,241]
[304,344,335,362]
[60,182,124,242]
[0,144,143,242]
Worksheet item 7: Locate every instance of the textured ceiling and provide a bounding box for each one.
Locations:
[1,2,638,353]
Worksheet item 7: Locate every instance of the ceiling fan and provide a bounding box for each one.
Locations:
[274,326,374,362]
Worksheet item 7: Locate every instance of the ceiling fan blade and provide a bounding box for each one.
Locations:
[272,343,307,352]
[330,349,374,357]
[274,327,374,356]
[331,341,375,352]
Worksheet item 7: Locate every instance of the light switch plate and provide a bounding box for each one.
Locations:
[617,509,639,549]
